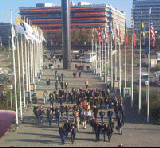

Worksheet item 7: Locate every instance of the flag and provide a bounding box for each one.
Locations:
[16,17,25,34]
[133,19,136,47]
[92,28,94,40]
[16,17,24,24]
[110,22,114,41]
[125,21,129,46]
[98,27,102,40]
[142,22,145,44]
[101,30,105,42]
[11,25,16,50]
[150,7,156,47]
[116,24,121,43]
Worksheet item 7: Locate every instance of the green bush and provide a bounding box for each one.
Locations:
[133,86,160,124]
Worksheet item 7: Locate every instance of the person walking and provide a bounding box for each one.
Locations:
[109,119,115,134]
[47,110,53,127]
[73,109,79,131]
[99,109,105,123]
[55,80,58,90]
[117,116,124,135]
[65,104,71,120]
[82,111,87,129]
[40,106,45,126]
[59,125,66,144]
[86,109,92,123]
[106,124,112,142]
[49,92,54,107]
[64,81,68,90]
[107,109,113,122]
[90,117,95,133]
[93,105,98,119]
[33,105,38,125]
[79,71,82,77]
[64,120,71,138]
[43,90,48,104]
[55,109,60,126]
[101,122,106,142]
[61,73,64,82]
[60,104,65,120]
[85,80,89,89]
[35,107,41,125]
[71,125,77,144]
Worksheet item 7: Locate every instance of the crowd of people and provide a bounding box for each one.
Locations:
[34,54,125,145]
[33,87,125,145]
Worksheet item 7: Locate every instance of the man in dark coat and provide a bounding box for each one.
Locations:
[71,125,77,144]
[93,105,98,119]
[106,124,112,142]
[55,109,60,126]
[64,120,71,138]
[59,125,66,144]
[118,116,124,135]
[99,109,105,123]
[107,109,113,122]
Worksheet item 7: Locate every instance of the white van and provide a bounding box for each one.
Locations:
[85,52,97,63]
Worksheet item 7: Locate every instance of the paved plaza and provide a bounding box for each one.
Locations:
[0,60,160,147]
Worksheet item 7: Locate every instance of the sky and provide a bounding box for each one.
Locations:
[0,0,133,27]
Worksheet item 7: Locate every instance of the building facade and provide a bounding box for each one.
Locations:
[0,23,11,47]
[132,0,160,32]
[19,2,125,46]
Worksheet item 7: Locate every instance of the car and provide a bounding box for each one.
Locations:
[137,62,149,68]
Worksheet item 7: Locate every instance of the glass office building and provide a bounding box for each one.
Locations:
[132,0,160,32]
[19,2,125,44]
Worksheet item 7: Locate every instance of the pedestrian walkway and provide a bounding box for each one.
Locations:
[0,60,160,147]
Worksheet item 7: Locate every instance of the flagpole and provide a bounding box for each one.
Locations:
[111,32,113,89]
[125,25,127,89]
[17,31,23,120]
[119,36,121,96]
[102,41,104,74]
[105,29,107,83]
[100,39,102,77]
[21,34,26,109]
[147,8,151,123]
[92,29,94,71]
[139,11,142,114]
[108,34,110,76]
[95,37,98,74]
[115,34,117,81]
[131,19,134,108]
[11,10,18,125]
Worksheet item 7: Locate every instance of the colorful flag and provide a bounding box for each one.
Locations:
[133,19,136,47]
[142,22,145,44]
[150,7,156,47]
[16,17,25,34]
[125,21,129,46]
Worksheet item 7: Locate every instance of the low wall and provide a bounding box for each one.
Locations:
[0,110,16,138]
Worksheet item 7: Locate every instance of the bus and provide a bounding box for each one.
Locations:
[84,52,97,63]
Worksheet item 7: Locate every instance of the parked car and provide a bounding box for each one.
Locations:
[137,62,149,68]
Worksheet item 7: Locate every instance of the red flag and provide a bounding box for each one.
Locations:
[125,22,129,46]
[133,30,136,47]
